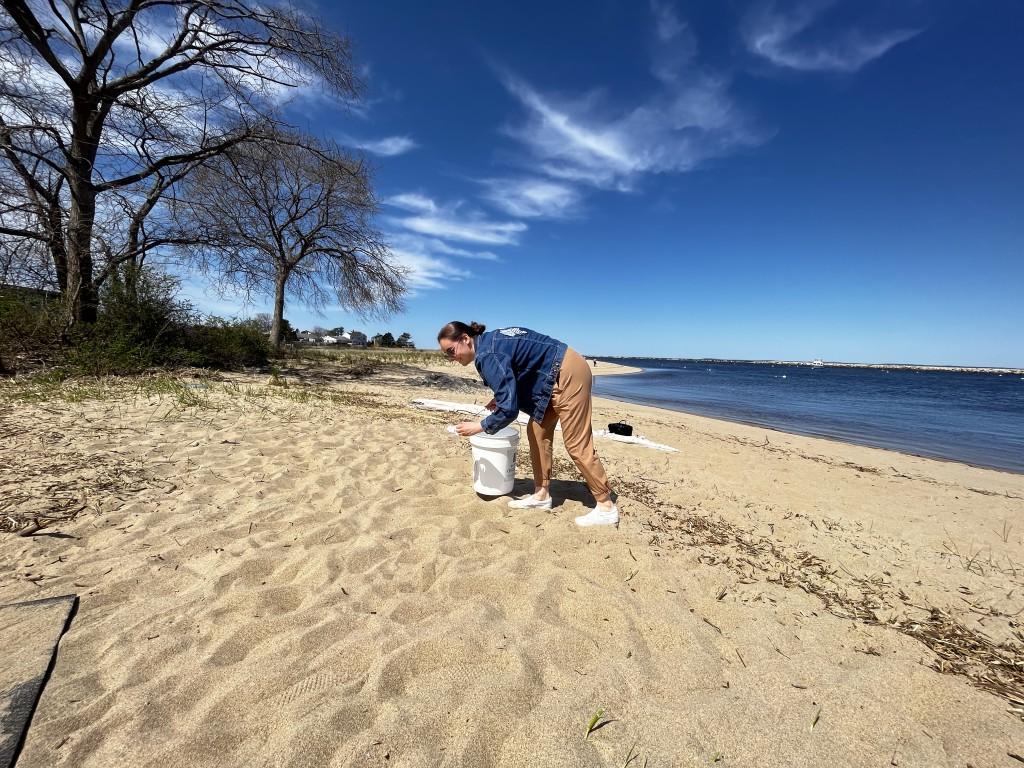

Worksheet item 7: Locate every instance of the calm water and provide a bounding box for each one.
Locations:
[591,359,1024,473]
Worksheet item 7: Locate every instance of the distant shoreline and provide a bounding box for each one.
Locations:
[593,357,1024,376]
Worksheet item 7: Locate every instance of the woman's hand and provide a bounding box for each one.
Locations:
[455,421,484,437]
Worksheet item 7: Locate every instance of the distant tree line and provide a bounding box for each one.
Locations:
[371,332,414,348]
[264,317,415,348]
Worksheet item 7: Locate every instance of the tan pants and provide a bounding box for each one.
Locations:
[527,348,613,503]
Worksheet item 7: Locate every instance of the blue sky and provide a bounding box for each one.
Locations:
[183,0,1024,367]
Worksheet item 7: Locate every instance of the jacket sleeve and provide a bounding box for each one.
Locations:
[477,352,519,433]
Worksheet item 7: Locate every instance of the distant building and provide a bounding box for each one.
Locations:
[1,283,60,301]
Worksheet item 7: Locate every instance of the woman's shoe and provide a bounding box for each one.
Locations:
[574,504,619,527]
[507,494,553,509]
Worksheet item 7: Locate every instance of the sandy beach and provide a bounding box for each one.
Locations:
[2,357,1022,767]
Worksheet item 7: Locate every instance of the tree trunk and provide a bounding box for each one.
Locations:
[64,99,101,324]
[48,206,69,294]
[65,190,98,324]
[269,268,289,351]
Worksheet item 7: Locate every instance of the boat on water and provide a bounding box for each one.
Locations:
[810,359,824,367]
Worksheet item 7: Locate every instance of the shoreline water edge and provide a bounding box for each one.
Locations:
[589,357,1024,475]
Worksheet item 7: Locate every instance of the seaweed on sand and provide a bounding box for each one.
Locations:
[639,491,1024,714]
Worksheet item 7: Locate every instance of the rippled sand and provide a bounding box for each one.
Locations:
[2,360,1022,767]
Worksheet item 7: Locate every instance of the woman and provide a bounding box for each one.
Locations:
[437,321,618,527]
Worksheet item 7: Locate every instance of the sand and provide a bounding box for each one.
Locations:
[1,358,1022,767]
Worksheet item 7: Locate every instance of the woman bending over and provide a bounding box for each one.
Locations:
[438,321,618,527]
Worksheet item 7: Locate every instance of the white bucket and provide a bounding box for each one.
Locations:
[469,426,519,495]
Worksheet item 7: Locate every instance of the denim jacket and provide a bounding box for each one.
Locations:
[474,327,568,433]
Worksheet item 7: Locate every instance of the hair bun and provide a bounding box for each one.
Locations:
[469,322,486,335]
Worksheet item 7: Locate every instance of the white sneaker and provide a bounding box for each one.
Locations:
[575,504,619,527]
[508,494,553,510]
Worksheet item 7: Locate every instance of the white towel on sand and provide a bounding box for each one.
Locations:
[592,429,679,453]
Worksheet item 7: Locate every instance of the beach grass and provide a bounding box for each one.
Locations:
[285,346,446,368]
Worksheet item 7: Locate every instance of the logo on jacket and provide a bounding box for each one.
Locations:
[499,327,527,336]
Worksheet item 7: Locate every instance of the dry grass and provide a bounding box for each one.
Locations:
[0,403,152,535]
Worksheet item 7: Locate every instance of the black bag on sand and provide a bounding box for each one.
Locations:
[608,421,633,437]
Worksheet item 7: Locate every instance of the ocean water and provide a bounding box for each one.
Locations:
[591,359,1024,473]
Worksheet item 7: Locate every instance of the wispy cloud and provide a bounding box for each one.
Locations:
[340,134,418,156]
[388,232,499,262]
[492,2,767,192]
[386,248,472,291]
[385,193,526,245]
[381,198,511,289]
[386,193,437,215]
[741,1,920,73]
[651,0,687,43]
[478,177,582,219]
[649,0,698,84]
[497,66,764,192]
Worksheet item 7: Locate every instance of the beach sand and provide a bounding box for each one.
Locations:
[1,358,1022,767]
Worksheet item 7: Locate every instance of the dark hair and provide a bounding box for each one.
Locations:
[437,320,485,342]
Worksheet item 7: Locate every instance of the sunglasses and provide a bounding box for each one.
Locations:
[442,336,464,358]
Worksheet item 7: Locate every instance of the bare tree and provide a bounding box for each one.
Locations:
[0,0,359,324]
[174,131,406,349]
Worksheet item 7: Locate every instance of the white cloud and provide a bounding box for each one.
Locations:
[341,135,418,156]
[388,248,472,291]
[649,0,699,85]
[388,232,499,262]
[741,1,920,73]
[386,193,438,214]
[497,65,764,191]
[492,2,770,192]
[378,193,517,291]
[384,194,526,245]
[382,225,504,291]
[479,177,582,219]
[398,215,525,246]
[651,0,687,43]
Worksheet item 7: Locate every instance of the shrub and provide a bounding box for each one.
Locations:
[59,267,193,375]
[0,286,66,374]
[176,317,269,369]
[2,269,270,376]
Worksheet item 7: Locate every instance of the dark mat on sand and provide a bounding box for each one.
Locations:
[0,595,78,768]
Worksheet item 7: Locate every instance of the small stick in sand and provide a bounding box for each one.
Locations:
[17,521,45,536]
[770,638,790,659]
[702,617,722,634]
